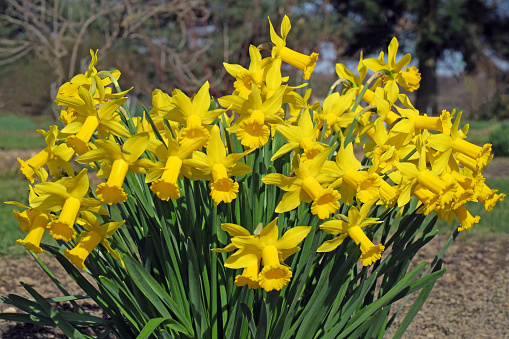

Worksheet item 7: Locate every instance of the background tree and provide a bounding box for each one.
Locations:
[330,0,509,116]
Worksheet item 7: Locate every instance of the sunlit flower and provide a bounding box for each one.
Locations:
[363,37,420,92]
[263,149,340,218]
[145,128,207,201]
[17,126,75,182]
[220,218,311,291]
[263,15,319,80]
[219,85,286,149]
[185,125,252,205]
[161,82,225,145]
[76,133,153,204]
[30,169,107,241]
[318,199,384,266]
[271,109,327,165]
[16,211,51,254]
[224,45,268,99]
[64,211,124,270]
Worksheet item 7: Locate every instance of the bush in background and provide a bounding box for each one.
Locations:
[489,121,509,156]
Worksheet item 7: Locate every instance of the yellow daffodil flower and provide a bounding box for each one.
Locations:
[314,89,357,139]
[263,149,340,219]
[326,139,395,206]
[148,89,175,131]
[77,132,153,205]
[64,211,124,270]
[477,182,506,211]
[219,85,286,149]
[59,86,131,154]
[221,217,311,292]
[224,45,270,99]
[286,88,320,125]
[212,222,261,288]
[17,125,75,183]
[272,109,328,165]
[145,128,208,201]
[16,211,52,254]
[185,125,252,205]
[264,15,319,80]
[426,111,492,173]
[363,37,421,92]
[30,169,107,241]
[318,199,384,266]
[396,162,458,209]
[161,81,225,146]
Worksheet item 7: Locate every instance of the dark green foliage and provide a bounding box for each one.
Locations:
[490,122,509,156]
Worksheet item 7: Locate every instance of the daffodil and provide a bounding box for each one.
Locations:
[149,89,179,132]
[363,37,420,92]
[477,182,506,211]
[30,169,107,241]
[212,222,260,288]
[161,82,225,145]
[7,195,53,254]
[223,45,269,99]
[219,85,286,149]
[64,211,124,270]
[396,162,458,210]
[145,128,207,201]
[59,87,131,154]
[271,109,327,165]
[318,199,384,266]
[69,50,126,100]
[326,139,393,205]
[264,16,319,80]
[286,88,320,125]
[426,110,492,173]
[335,52,377,104]
[314,89,357,139]
[263,149,340,219]
[17,126,75,183]
[221,217,311,292]
[185,125,252,205]
[16,211,52,254]
[76,132,153,205]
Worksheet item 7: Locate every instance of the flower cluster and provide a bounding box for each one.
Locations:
[8,16,504,294]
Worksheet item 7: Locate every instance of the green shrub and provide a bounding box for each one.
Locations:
[489,122,509,156]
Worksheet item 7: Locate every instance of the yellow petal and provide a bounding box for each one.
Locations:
[276,226,311,250]
[259,218,279,245]
[221,223,251,237]
[193,81,211,114]
[224,248,260,269]
[124,132,150,162]
[316,234,348,252]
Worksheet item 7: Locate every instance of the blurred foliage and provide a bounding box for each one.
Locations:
[1,0,508,119]
[469,90,509,121]
[489,121,509,157]
[329,0,509,115]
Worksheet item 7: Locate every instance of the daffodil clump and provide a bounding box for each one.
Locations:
[3,15,505,338]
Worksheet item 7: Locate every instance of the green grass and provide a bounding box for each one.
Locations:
[0,174,32,255]
[460,119,496,131]
[0,113,56,150]
[0,172,58,256]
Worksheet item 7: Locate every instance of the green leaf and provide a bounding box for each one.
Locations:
[21,282,90,339]
[123,255,194,337]
[240,302,257,338]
